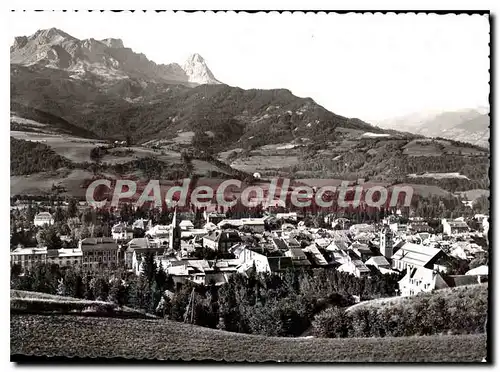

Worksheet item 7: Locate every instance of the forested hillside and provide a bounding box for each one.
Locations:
[10,137,71,175]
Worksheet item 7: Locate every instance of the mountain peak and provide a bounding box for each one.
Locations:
[100,38,125,49]
[182,53,220,85]
[11,28,222,86]
[33,28,76,43]
[186,53,205,63]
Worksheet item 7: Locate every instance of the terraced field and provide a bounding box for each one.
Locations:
[11,314,486,362]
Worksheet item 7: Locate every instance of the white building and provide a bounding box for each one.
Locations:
[398,267,449,296]
[111,223,134,241]
[276,212,298,221]
[441,218,469,236]
[231,244,271,273]
[145,224,170,240]
[11,247,82,269]
[179,220,194,231]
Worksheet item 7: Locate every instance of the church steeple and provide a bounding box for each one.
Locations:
[169,208,181,250]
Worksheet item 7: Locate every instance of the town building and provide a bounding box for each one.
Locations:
[231,244,271,273]
[11,246,84,269]
[337,256,371,278]
[111,223,134,241]
[79,237,120,269]
[391,242,445,272]
[10,247,47,269]
[379,227,395,259]
[398,266,486,297]
[204,211,226,225]
[128,238,167,274]
[442,218,470,236]
[47,248,83,267]
[202,230,241,253]
[33,212,54,227]
[365,256,391,270]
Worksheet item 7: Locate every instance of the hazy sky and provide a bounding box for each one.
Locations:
[8,11,490,122]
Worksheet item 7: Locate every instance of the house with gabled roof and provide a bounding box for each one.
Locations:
[398,266,485,297]
[398,267,449,296]
[202,230,241,253]
[365,256,391,270]
[442,218,470,236]
[391,242,445,272]
[112,222,134,242]
[303,244,329,266]
[338,259,371,278]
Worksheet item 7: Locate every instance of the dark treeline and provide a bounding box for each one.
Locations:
[403,176,489,193]
[11,259,400,337]
[10,137,71,175]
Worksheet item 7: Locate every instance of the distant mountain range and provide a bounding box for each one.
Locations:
[375,108,490,148]
[10,28,383,146]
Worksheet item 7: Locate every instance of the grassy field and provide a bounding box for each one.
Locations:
[10,131,105,163]
[11,290,154,319]
[402,139,487,157]
[11,314,486,362]
[10,169,94,198]
[408,172,470,180]
[230,155,300,173]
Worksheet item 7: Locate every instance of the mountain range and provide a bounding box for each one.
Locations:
[10,28,383,146]
[11,28,221,86]
[375,108,490,148]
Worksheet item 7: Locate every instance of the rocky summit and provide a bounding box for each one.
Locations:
[10,28,221,86]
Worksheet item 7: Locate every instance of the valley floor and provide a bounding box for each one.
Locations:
[11,314,486,362]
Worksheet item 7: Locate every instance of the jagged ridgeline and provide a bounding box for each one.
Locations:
[10,27,385,146]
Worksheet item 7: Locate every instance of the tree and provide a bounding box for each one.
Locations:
[312,307,351,338]
[108,279,127,306]
[25,203,35,224]
[38,226,63,250]
[91,277,109,301]
[53,207,65,223]
[67,199,78,218]
[74,225,90,241]
[473,195,490,214]
[141,253,157,284]
[125,135,132,147]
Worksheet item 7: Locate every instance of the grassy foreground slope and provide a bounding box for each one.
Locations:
[11,290,155,319]
[11,314,486,362]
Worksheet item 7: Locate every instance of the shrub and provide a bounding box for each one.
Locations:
[312,307,351,338]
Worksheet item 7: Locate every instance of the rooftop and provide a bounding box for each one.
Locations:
[391,242,443,268]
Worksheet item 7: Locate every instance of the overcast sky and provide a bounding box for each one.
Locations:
[8,11,490,122]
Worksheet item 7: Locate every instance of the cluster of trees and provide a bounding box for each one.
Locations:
[89,145,109,163]
[10,199,117,249]
[403,177,489,193]
[409,194,479,219]
[213,268,399,337]
[312,284,488,338]
[10,137,70,175]
[11,255,172,315]
[110,157,190,180]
